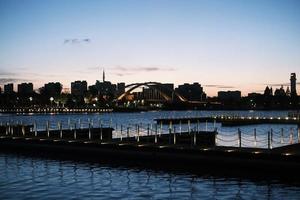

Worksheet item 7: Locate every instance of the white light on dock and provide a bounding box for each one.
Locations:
[53,140,60,142]
[226,149,234,152]
[283,153,292,156]
[201,148,209,151]
[285,117,289,120]
[68,140,76,143]
[0,136,7,139]
[138,144,145,147]
[253,151,261,154]
[159,145,167,148]
[25,138,32,140]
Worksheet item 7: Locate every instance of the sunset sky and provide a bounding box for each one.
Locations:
[0,0,300,96]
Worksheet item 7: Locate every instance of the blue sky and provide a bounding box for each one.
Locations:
[0,0,300,96]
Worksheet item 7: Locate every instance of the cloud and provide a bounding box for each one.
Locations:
[204,84,235,89]
[0,78,29,84]
[64,38,91,44]
[110,65,176,72]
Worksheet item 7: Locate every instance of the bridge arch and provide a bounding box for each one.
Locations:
[117,82,187,102]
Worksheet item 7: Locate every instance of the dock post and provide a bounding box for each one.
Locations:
[59,121,63,139]
[137,124,140,142]
[268,131,271,149]
[169,126,172,144]
[281,128,284,144]
[22,124,25,136]
[290,128,294,144]
[34,121,37,137]
[88,121,91,140]
[188,120,190,134]
[99,120,103,141]
[74,123,77,140]
[270,129,273,149]
[238,128,241,148]
[193,131,196,146]
[206,121,208,132]
[254,128,257,147]
[5,122,8,135]
[127,127,129,138]
[155,124,158,143]
[298,127,300,143]
[160,121,162,136]
[147,124,150,136]
[46,121,50,138]
[120,125,123,141]
[213,120,216,129]
[179,120,182,135]
[174,130,176,145]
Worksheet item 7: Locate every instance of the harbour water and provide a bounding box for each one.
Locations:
[1,110,300,199]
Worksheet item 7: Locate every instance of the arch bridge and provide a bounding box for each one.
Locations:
[117,82,187,102]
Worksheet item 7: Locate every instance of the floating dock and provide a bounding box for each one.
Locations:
[0,124,300,177]
[155,116,300,126]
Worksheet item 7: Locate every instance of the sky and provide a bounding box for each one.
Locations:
[0,0,300,96]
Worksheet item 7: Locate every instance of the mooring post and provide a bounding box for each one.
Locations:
[188,120,191,134]
[213,119,216,129]
[58,121,62,139]
[298,127,300,143]
[206,120,208,132]
[270,128,273,149]
[214,127,218,146]
[5,122,8,135]
[268,131,271,149]
[74,123,77,140]
[137,124,140,142]
[155,124,158,144]
[22,124,25,136]
[238,128,241,148]
[160,121,162,136]
[254,128,257,147]
[173,129,176,145]
[88,121,91,140]
[281,128,284,144]
[127,127,130,138]
[179,120,182,135]
[46,121,50,137]
[290,128,294,144]
[150,123,153,136]
[34,121,37,137]
[193,130,196,146]
[147,124,150,136]
[99,120,103,141]
[120,124,123,141]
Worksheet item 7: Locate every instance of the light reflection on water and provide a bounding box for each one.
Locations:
[1,153,300,200]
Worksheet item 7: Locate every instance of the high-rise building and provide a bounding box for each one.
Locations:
[218,91,241,101]
[4,83,14,94]
[40,82,62,97]
[175,83,206,101]
[71,81,87,96]
[17,83,33,95]
[116,82,125,96]
[290,73,297,97]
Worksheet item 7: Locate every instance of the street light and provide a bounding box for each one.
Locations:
[50,97,54,107]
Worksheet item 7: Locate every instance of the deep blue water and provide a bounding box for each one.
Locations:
[1,111,300,199]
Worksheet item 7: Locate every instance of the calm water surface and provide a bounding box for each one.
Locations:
[1,111,300,199]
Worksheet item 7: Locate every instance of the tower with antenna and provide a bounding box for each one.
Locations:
[102,68,105,82]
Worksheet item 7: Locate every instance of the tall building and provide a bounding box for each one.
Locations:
[17,83,33,95]
[290,73,297,97]
[116,82,126,96]
[175,83,206,101]
[40,82,62,97]
[71,81,87,96]
[4,83,14,94]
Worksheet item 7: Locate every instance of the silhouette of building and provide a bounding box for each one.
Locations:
[175,83,206,101]
[17,83,33,95]
[116,82,125,96]
[290,73,297,97]
[4,83,14,94]
[218,91,241,101]
[40,82,62,97]
[264,86,273,96]
[274,86,286,97]
[71,81,87,96]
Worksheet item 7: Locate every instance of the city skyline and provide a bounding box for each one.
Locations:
[1,0,300,96]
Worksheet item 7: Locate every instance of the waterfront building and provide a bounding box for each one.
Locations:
[17,83,33,95]
[175,83,206,101]
[116,82,126,96]
[4,83,14,94]
[290,73,297,97]
[40,82,62,97]
[71,81,87,96]
[218,91,241,101]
